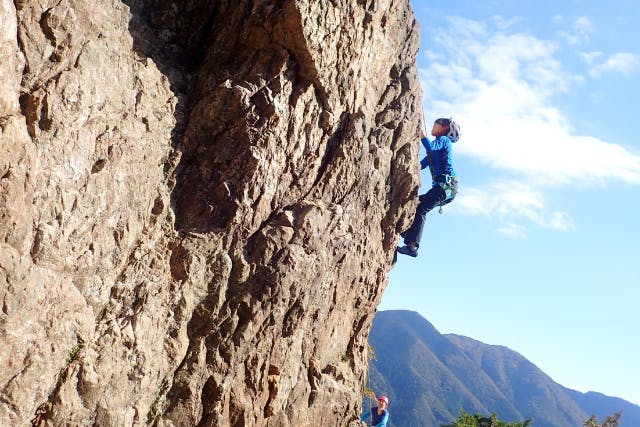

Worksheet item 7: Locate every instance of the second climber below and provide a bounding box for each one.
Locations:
[397,117,460,258]
[359,392,390,426]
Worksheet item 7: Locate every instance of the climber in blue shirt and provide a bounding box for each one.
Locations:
[360,394,390,426]
[397,117,460,258]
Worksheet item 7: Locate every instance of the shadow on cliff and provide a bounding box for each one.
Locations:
[122,0,281,236]
[121,0,228,234]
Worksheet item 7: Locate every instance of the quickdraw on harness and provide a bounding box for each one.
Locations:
[424,150,457,214]
[434,174,458,214]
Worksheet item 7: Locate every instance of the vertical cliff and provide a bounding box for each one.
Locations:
[0,0,422,425]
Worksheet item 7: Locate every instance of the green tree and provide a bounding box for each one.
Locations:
[583,412,622,427]
[441,410,532,427]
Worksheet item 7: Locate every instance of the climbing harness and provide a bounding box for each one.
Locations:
[436,175,458,214]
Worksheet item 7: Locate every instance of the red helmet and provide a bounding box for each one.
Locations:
[379,395,390,405]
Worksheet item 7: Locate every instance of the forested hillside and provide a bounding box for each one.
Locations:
[367,310,640,427]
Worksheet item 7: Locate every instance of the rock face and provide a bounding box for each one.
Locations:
[0,0,422,425]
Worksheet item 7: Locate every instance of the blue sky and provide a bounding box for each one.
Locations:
[381,0,640,408]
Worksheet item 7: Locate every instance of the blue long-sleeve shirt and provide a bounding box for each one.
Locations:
[360,406,389,426]
[420,135,456,183]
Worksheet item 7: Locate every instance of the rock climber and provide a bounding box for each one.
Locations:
[360,392,390,426]
[397,117,460,258]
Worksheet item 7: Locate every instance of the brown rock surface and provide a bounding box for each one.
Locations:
[0,0,422,425]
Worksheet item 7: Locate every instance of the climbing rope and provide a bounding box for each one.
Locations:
[363,385,375,426]
[421,108,428,136]
[363,344,376,424]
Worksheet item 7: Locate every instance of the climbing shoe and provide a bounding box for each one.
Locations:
[397,243,418,257]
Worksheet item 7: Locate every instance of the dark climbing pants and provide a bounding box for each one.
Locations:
[401,185,447,247]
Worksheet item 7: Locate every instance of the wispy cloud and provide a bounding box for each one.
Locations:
[497,223,527,239]
[490,15,525,31]
[574,16,594,35]
[579,51,604,65]
[419,16,640,234]
[451,181,575,237]
[558,16,594,45]
[587,52,640,77]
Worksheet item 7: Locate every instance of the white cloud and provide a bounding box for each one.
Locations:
[497,223,527,239]
[548,211,574,230]
[421,17,640,187]
[490,15,524,31]
[580,51,604,65]
[558,16,594,45]
[451,182,575,234]
[420,16,640,233]
[574,16,594,33]
[588,52,640,77]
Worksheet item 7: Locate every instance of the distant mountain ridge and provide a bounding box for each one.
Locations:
[367,310,640,427]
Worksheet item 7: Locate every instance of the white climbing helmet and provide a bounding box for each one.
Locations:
[447,118,461,142]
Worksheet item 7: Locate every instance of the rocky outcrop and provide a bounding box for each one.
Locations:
[0,0,422,425]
